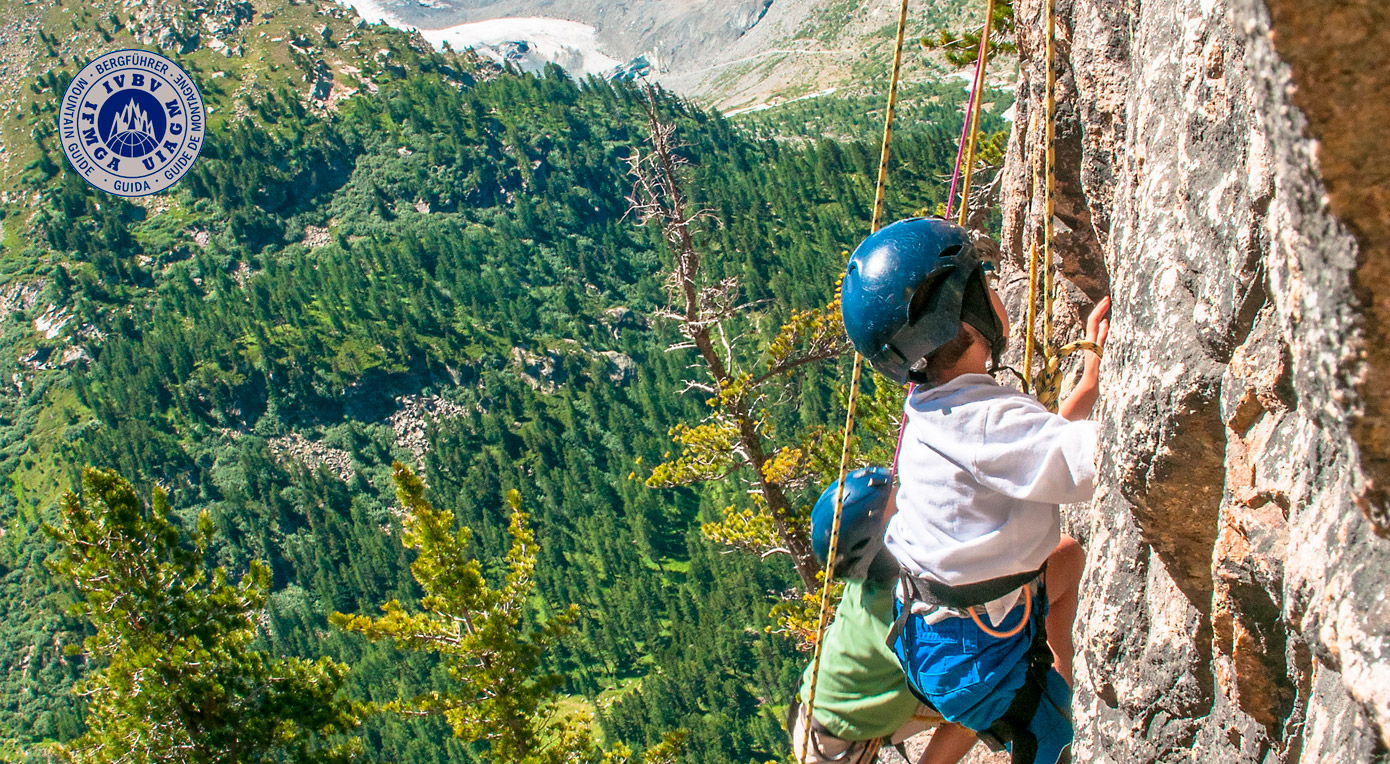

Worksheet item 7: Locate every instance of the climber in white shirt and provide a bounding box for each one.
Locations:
[840,217,1109,764]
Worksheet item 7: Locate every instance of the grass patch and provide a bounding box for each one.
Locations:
[9,382,88,535]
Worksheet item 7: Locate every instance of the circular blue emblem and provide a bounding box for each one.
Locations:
[59,50,205,197]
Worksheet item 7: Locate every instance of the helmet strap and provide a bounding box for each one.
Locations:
[960,279,1006,366]
[993,362,1027,387]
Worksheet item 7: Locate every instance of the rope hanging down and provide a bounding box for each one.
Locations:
[1023,0,1101,412]
[952,0,998,226]
[803,0,1003,756]
[1023,111,1042,394]
[799,1,911,759]
[891,0,996,479]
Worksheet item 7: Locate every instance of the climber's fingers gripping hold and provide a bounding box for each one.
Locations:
[1059,297,1110,422]
[1086,296,1110,355]
[1079,297,1111,383]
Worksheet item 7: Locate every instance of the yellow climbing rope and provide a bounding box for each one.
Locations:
[1025,0,1101,412]
[1023,111,1043,394]
[799,1,911,759]
[802,0,1099,752]
[1042,0,1058,365]
[955,0,997,227]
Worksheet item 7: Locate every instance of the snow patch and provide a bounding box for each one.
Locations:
[337,2,623,77]
[423,18,623,77]
[336,0,395,26]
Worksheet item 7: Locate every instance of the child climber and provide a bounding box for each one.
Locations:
[839,217,1109,764]
[791,467,979,764]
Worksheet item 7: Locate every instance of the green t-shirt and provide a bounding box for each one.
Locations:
[799,579,921,740]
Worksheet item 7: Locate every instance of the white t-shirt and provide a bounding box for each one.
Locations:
[886,373,1098,625]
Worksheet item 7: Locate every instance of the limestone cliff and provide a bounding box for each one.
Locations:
[997,0,1390,761]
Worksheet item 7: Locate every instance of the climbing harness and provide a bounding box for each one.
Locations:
[884,565,1044,651]
[887,569,1058,764]
[978,594,1057,763]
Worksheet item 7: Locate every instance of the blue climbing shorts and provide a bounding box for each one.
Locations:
[889,590,1073,764]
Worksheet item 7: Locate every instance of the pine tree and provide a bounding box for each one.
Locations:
[626,94,849,589]
[46,468,362,764]
[332,463,681,764]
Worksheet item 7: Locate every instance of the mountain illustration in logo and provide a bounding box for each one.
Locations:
[63,50,203,196]
[99,91,167,158]
[105,100,159,157]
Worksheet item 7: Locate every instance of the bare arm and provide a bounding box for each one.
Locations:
[1058,297,1110,422]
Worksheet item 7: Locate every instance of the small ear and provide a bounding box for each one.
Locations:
[907,264,955,323]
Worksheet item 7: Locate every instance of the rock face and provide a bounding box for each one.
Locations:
[998,0,1390,761]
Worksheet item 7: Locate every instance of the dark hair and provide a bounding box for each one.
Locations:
[910,323,985,384]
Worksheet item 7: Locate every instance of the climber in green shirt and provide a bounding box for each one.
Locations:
[791,468,979,764]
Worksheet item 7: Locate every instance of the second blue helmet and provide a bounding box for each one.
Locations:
[811,466,897,582]
[840,217,1004,383]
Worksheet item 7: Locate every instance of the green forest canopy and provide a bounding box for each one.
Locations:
[0,27,1007,764]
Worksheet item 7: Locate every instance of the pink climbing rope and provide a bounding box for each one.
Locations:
[942,18,995,221]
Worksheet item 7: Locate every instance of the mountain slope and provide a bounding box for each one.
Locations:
[351,0,777,74]
[0,1,976,760]
[342,0,999,112]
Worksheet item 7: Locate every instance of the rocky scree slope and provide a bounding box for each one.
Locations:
[354,0,985,112]
[369,0,777,74]
[995,0,1390,761]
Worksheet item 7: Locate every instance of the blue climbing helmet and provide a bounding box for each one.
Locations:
[811,466,897,582]
[840,217,1005,383]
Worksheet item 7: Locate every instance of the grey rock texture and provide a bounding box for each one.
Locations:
[388,394,467,470]
[268,433,355,482]
[1252,0,1390,540]
[997,0,1390,761]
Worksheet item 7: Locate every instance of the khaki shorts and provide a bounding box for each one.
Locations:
[791,703,944,763]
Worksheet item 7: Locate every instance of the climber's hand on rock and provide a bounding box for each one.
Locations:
[1082,297,1110,379]
[1061,297,1109,422]
[1086,296,1111,355]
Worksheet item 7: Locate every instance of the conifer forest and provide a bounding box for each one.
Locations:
[0,2,1012,761]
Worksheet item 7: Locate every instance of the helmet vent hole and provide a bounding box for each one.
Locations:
[848,538,870,553]
[938,245,963,259]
